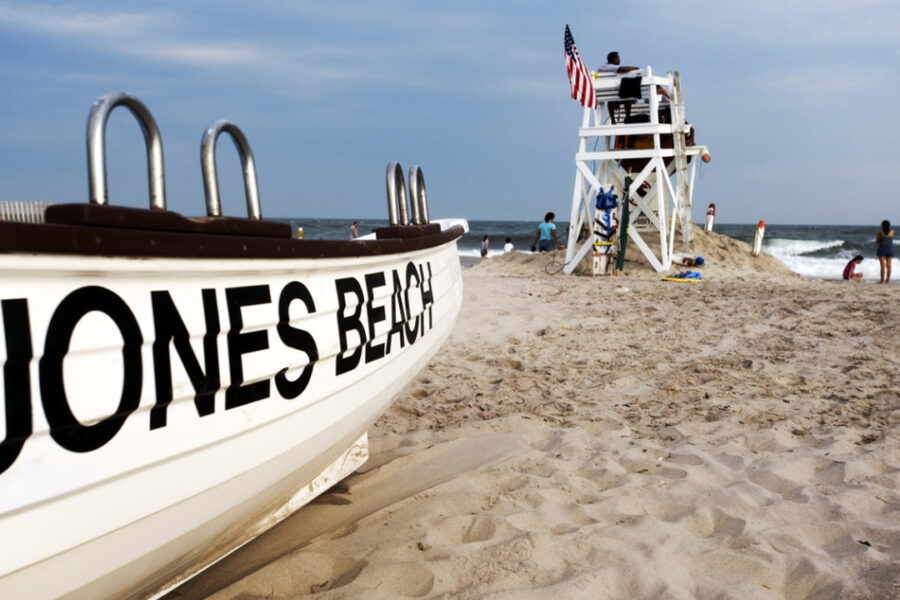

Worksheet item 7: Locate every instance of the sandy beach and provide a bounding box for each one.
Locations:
[170,229,899,600]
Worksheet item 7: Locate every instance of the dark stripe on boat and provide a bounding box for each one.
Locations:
[0,204,462,259]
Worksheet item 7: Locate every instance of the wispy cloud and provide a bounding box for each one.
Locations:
[0,3,165,37]
[133,43,266,68]
[0,1,543,100]
[0,3,273,70]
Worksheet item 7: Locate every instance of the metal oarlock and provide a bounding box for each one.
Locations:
[87,92,166,209]
[385,162,408,226]
[408,165,429,225]
[201,120,261,220]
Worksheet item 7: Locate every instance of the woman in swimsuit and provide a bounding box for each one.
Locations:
[876,220,894,284]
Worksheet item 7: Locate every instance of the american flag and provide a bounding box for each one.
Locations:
[564,25,596,109]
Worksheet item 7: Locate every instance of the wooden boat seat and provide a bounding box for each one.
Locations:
[373,223,441,239]
[45,203,292,238]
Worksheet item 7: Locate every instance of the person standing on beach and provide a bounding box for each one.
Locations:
[350,221,359,239]
[843,255,864,282]
[503,237,514,253]
[531,212,564,253]
[481,235,489,258]
[876,219,894,283]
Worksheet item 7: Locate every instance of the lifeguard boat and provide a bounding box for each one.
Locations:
[0,92,465,600]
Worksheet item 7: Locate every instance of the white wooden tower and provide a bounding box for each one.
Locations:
[563,67,709,274]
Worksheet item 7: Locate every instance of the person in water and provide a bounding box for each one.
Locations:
[480,235,489,258]
[531,212,564,253]
[842,255,864,282]
[876,219,894,283]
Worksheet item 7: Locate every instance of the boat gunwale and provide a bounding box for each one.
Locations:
[0,204,464,260]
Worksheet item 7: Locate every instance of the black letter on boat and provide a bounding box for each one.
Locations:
[419,262,434,335]
[150,289,221,429]
[364,272,386,364]
[0,299,34,474]
[225,286,272,409]
[404,262,421,344]
[385,269,406,355]
[275,282,318,399]
[39,286,143,453]
[335,277,366,375]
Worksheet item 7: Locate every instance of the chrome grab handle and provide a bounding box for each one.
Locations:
[87,92,166,209]
[201,120,261,220]
[408,165,429,225]
[385,161,408,226]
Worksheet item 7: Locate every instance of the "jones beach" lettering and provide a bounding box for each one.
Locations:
[0,260,434,474]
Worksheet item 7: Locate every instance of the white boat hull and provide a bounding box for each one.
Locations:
[0,240,462,599]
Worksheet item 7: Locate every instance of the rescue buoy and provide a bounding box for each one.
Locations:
[704,203,716,232]
[751,220,765,257]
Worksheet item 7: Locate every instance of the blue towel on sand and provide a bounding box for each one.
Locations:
[673,271,702,280]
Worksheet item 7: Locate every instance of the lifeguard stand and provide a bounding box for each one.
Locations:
[563,67,709,274]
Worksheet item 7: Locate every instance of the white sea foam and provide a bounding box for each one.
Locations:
[771,252,889,282]
[762,236,893,281]
[459,248,524,259]
[763,238,843,257]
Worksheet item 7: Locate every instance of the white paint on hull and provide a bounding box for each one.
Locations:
[0,240,463,600]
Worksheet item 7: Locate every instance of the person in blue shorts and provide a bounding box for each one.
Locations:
[876,219,894,284]
[531,212,564,253]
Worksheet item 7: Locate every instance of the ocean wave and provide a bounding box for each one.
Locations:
[763,238,843,257]
[458,248,520,259]
[777,255,885,282]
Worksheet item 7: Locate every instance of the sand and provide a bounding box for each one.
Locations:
[171,229,899,600]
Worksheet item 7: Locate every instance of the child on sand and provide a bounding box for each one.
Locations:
[842,255,863,282]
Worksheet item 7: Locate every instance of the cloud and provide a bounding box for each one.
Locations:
[0,2,165,37]
[132,43,267,68]
[0,2,272,70]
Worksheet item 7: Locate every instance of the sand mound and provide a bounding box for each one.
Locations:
[476,224,798,283]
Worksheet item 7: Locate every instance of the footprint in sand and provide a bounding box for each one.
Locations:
[783,557,845,599]
[683,506,746,539]
[462,516,497,543]
[811,459,846,486]
[712,452,745,471]
[747,469,808,503]
[355,563,435,597]
[618,456,687,480]
[666,452,704,466]
[242,551,366,595]
[427,514,513,547]
[487,357,524,371]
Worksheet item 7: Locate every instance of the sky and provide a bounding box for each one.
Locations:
[1,1,898,225]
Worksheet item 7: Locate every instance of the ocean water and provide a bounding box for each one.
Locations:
[280,217,897,283]
[714,223,896,283]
